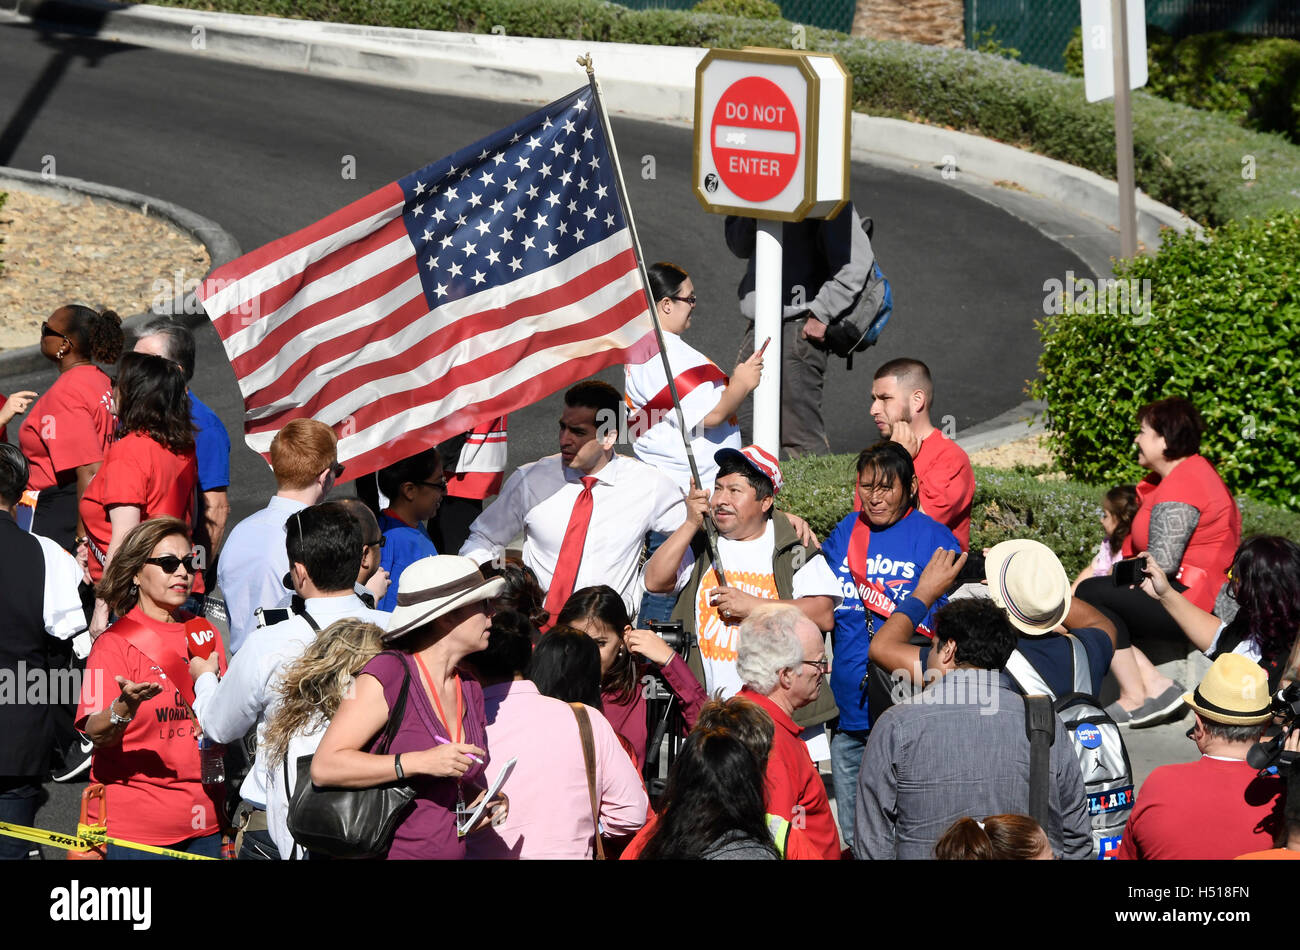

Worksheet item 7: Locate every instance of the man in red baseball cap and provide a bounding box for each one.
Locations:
[644,445,841,731]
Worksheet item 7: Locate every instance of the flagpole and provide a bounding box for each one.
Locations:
[580,54,728,587]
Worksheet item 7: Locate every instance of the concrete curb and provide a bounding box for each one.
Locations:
[0,166,242,375]
[7,0,1202,253]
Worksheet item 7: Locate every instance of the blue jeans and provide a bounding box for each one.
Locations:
[106,832,222,860]
[637,530,676,625]
[830,729,869,853]
[0,777,44,860]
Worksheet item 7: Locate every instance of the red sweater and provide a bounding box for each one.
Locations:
[1116,756,1282,860]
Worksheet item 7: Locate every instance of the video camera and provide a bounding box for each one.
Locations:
[1247,681,1300,774]
[641,620,695,803]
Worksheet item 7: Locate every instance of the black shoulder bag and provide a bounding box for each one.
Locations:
[286,653,417,859]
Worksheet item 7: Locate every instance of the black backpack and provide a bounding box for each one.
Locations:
[822,216,893,366]
[1008,636,1134,860]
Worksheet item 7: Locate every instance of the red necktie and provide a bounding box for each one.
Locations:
[542,476,598,631]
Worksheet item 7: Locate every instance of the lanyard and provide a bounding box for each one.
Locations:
[415,653,463,745]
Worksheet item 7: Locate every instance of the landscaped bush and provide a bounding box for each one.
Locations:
[1032,209,1300,511]
[692,0,781,21]
[781,455,1300,577]
[148,0,1300,225]
[1065,27,1300,145]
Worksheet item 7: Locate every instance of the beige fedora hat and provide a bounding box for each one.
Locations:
[1184,653,1272,726]
[384,555,506,643]
[985,539,1072,637]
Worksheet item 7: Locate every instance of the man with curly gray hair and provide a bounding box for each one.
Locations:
[734,604,841,859]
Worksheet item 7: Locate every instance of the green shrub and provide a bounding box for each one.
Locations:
[1032,209,1300,510]
[692,0,781,21]
[148,0,1300,226]
[781,455,1300,577]
[1065,27,1300,145]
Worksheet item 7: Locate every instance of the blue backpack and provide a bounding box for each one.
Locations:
[823,215,893,366]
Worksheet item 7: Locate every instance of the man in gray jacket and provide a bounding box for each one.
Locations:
[854,596,1092,859]
[725,201,876,457]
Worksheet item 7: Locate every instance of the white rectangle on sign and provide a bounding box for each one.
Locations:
[1080,0,1149,103]
[713,125,798,154]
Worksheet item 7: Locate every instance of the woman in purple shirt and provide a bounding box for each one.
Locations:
[313,555,508,859]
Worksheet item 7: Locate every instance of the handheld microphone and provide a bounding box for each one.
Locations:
[185,618,220,661]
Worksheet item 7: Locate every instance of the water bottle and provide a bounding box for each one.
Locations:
[198,736,225,785]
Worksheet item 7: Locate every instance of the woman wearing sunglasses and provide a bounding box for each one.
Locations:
[16,305,124,553]
[75,517,228,858]
[80,351,199,637]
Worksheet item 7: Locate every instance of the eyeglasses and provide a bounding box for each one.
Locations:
[418,480,448,492]
[365,536,386,549]
[328,461,345,479]
[41,322,73,344]
[669,295,697,307]
[802,658,830,674]
[145,554,200,575]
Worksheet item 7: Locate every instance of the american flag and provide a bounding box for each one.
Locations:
[198,85,658,478]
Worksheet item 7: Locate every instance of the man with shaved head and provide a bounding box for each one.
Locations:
[869,358,974,549]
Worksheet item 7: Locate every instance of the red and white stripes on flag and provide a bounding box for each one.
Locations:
[198,85,657,480]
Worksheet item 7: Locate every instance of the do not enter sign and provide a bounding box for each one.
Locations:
[710,76,799,202]
[693,48,850,222]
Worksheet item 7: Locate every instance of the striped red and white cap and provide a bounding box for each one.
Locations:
[714,444,783,494]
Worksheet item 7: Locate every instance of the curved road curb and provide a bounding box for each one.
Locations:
[0,165,241,375]
[6,0,1201,254]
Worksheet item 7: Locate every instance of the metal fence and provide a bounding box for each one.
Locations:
[612,0,857,35]
[965,0,1300,73]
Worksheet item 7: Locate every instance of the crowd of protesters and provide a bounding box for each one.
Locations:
[1,298,1298,863]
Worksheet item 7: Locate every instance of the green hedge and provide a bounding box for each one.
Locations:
[151,0,1300,225]
[781,456,1300,577]
[1032,209,1300,510]
[1065,27,1300,146]
[692,0,781,20]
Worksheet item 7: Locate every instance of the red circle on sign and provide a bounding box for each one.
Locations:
[710,76,800,202]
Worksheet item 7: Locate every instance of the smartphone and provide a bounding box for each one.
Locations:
[1113,557,1148,587]
[756,336,771,358]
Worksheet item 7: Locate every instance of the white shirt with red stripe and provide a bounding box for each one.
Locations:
[624,332,740,493]
[447,415,508,501]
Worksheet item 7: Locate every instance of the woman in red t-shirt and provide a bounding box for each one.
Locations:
[1076,398,1241,728]
[17,305,124,552]
[75,517,226,857]
[81,351,198,636]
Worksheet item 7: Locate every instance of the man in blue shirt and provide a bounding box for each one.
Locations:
[820,441,959,845]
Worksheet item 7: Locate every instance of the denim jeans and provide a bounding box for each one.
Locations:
[0,777,44,860]
[106,832,222,860]
[636,530,676,625]
[830,729,869,853]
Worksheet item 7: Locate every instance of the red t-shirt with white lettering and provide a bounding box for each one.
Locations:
[74,607,226,846]
[18,365,114,490]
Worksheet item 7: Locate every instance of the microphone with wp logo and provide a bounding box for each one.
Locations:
[184,618,226,785]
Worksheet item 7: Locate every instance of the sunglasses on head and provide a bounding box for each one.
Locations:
[145,554,199,575]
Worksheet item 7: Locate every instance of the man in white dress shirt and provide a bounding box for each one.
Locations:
[460,380,685,622]
[190,502,390,860]
[216,418,340,652]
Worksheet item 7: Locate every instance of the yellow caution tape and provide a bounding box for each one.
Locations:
[0,820,218,860]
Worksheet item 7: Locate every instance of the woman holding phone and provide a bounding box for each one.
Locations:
[624,262,764,495]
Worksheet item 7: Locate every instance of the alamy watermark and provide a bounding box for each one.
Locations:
[889,668,1002,715]
[1042,271,1152,325]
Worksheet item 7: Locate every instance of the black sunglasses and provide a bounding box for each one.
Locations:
[145,554,200,575]
[365,536,386,549]
[41,322,73,344]
[328,461,345,479]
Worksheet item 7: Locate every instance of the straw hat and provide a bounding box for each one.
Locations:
[383,555,505,643]
[984,539,1071,637]
[1183,653,1272,726]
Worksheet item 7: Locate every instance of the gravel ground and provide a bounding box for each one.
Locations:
[0,185,209,352]
[969,434,1056,470]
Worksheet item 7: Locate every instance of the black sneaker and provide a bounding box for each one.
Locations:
[50,735,94,783]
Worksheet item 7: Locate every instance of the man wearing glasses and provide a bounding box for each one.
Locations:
[734,604,842,860]
[374,447,446,612]
[217,418,341,652]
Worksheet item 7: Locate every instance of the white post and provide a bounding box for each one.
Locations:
[1111,0,1138,259]
[753,219,783,457]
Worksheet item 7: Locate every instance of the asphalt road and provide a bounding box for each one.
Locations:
[0,19,1127,853]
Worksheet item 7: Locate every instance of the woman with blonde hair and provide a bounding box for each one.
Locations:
[263,619,387,860]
